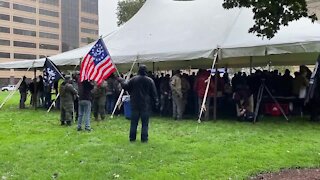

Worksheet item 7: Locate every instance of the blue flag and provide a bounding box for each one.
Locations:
[43,58,62,86]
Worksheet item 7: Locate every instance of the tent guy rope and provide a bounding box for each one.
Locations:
[0,64,34,109]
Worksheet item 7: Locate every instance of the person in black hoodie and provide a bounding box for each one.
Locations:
[19,76,28,109]
[77,80,94,131]
[118,65,159,142]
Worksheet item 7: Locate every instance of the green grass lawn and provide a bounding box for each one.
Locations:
[0,91,319,179]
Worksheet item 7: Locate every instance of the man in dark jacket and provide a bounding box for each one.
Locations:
[19,76,28,109]
[119,65,159,142]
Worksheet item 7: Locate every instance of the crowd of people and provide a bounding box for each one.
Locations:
[19,66,317,140]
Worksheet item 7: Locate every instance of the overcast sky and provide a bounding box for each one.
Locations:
[99,0,119,36]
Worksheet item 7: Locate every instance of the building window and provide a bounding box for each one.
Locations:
[39,43,59,50]
[0,27,10,33]
[81,37,95,44]
[0,14,10,21]
[13,4,36,13]
[39,0,59,6]
[39,32,59,40]
[81,17,98,25]
[13,29,36,37]
[14,41,36,48]
[81,0,98,15]
[13,16,36,25]
[0,52,10,58]
[39,9,59,17]
[14,53,36,59]
[81,28,98,35]
[0,39,10,46]
[81,38,88,43]
[39,20,59,29]
[0,1,10,8]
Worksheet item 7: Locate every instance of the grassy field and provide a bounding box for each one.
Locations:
[0,92,319,179]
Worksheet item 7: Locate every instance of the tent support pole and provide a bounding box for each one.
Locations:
[197,50,218,123]
[0,65,33,109]
[152,62,155,74]
[110,59,137,119]
[33,68,37,109]
[250,56,253,75]
[213,66,218,120]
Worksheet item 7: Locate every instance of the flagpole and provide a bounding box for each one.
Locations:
[0,64,34,109]
[45,58,67,113]
[100,37,121,77]
[110,59,137,119]
[47,63,79,113]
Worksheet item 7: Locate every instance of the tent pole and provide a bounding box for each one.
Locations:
[152,62,155,74]
[33,68,37,109]
[0,65,33,109]
[197,50,218,123]
[110,59,137,119]
[250,56,253,75]
[213,66,218,120]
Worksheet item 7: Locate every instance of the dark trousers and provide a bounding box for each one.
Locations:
[130,110,150,142]
[106,94,115,114]
[19,92,26,109]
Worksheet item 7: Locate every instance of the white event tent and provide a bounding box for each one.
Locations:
[1,0,320,70]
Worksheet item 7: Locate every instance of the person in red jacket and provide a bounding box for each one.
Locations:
[193,69,215,120]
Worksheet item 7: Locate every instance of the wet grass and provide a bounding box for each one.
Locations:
[0,91,319,179]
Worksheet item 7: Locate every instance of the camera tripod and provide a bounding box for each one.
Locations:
[253,80,289,123]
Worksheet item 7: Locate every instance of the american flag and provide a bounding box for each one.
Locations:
[80,39,116,85]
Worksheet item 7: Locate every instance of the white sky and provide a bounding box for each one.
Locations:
[99,0,119,36]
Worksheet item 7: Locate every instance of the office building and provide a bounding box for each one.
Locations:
[307,0,320,18]
[0,0,98,83]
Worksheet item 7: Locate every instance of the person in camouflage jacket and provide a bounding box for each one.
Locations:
[59,75,78,126]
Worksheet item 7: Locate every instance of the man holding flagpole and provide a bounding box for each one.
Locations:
[79,38,116,131]
[80,38,116,85]
[43,58,63,110]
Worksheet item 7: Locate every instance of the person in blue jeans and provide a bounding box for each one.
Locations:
[119,65,159,142]
[77,80,94,131]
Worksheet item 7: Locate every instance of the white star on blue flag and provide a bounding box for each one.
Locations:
[89,39,109,65]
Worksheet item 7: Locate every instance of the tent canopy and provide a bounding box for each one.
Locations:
[1,0,320,70]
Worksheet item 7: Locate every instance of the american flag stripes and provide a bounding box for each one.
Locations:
[80,38,116,85]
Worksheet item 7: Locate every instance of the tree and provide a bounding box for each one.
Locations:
[116,0,146,26]
[86,37,96,44]
[223,0,318,39]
